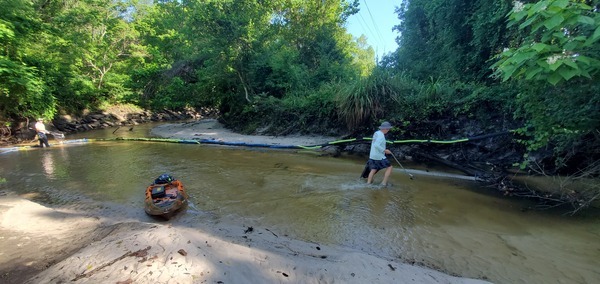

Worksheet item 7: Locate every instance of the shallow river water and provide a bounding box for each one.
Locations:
[1,124,599,284]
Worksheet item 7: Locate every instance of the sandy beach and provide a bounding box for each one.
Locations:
[1,120,492,284]
[150,119,341,147]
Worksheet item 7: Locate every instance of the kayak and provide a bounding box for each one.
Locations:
[144,179,189,219]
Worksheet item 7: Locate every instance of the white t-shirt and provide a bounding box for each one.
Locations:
[369,130,386,160]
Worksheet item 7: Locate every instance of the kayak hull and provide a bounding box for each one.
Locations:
[144,180,189,219]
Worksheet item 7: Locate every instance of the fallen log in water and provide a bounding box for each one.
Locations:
[412,150,501,183]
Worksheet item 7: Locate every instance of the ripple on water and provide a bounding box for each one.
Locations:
[2,140,600,284]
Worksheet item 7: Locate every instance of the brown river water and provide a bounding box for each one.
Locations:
[1,123,599,284]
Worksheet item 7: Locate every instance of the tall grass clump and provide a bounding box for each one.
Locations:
[336,69,400,130]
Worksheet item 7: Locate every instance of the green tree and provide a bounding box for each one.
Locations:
[492,0,600,85]
[392,0,515,81]
[350,35,376,77]
[51,0,146,104]
[131,0,364,113]
[491,0,600,168]
[0,0,55,120]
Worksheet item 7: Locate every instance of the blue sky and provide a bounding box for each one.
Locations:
[346,0,403,60]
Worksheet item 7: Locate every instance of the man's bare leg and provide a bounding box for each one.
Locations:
[367,169,377,184]
[381,166,393,186]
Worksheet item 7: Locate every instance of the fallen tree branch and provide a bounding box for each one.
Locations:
[412,150,498,182]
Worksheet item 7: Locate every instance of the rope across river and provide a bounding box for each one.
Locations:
[0,131,512,155]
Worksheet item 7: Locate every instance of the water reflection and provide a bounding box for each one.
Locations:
[1,133,599,284]
[41,151,55,179]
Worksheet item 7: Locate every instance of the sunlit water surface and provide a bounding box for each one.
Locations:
[1,123,599,284]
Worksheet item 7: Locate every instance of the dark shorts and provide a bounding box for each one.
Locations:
[367,158,391,171]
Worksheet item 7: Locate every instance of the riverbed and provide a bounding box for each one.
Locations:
[1,122,599,284]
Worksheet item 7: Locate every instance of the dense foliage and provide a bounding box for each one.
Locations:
[386,0,599,173]
[492,0,600,169]
[1,0,599,176]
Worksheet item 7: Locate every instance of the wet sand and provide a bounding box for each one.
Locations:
[1,195,490,284]
[0,120,492,284]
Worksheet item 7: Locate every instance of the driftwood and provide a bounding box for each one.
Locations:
[412,151,501,183]
[412,150,600,214]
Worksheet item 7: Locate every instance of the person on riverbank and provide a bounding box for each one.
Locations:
[365,121,393,186]
[34,118,50,147]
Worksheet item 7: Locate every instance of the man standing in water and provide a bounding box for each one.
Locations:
[34,118,50,147]
[366,121,393,186]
